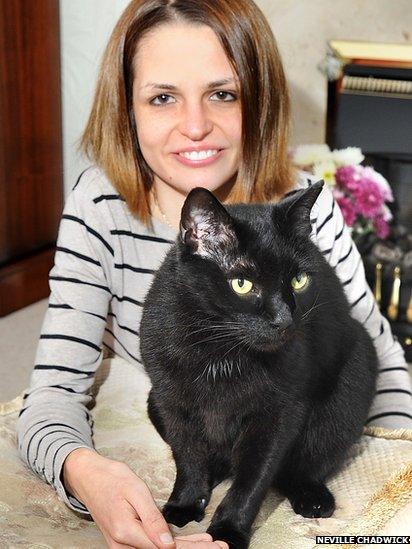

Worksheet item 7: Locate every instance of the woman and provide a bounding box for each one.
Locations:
[17,1,412,548]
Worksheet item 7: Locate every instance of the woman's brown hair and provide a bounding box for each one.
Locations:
[80,0,295,230]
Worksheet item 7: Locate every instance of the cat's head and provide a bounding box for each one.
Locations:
[177,181,325,353]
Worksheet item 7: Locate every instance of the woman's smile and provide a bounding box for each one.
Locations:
[173,148,225,167]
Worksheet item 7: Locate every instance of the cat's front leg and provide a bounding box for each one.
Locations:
[156,405,212,527]
[206,411,304,549]
[162,447,211,528]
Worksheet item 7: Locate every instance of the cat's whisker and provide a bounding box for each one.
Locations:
[300,303,327,321]
[299,291,321,321]
[183,330,239,347]
[185,324,233,334]
[300,297,342,322]
[300,293,326,321]
[243,337,254,359]
[184,324,242,337]
[193,362,212,384]
[184,335,233,348]
[177,316,217,329]
[191,319,244,328]
[192,345,245,384]
[219,337,247,362]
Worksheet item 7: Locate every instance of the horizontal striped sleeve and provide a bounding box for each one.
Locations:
[312,184,412,430]
[16,171,112,515]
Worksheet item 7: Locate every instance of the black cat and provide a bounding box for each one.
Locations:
[140,181,377,549]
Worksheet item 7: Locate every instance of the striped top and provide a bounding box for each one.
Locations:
[16,166,412,516]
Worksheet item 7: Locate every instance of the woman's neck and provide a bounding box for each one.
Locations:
[150,176,237,232]
[150,183,185,231]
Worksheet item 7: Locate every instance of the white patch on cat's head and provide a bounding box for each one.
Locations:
[180,188,238,264]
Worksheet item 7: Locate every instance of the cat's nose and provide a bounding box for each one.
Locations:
[268,318,292,330]
[264,309,292,329]
[264,292,293,329]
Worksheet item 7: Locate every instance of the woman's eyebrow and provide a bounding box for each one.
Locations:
[140,77,238,91]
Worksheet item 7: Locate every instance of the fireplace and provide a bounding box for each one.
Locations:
[324,40,412,359]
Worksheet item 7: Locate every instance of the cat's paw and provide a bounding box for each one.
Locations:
[162,497,207,527]
[290,484,335,518]
[207,520,250,549]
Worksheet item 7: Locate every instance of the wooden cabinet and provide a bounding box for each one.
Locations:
[0,0,63,316]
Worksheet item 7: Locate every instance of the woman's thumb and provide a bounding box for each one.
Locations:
[142,507,176,548]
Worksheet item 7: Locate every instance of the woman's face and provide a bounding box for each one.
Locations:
[132,22,242,197]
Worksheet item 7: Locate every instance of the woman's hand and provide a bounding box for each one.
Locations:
[63,448,228,549]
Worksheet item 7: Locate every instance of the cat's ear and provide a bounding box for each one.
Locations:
[276,180,324,237]
[179,187,238,258]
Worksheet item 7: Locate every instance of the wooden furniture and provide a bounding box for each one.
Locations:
[0,0,63,316]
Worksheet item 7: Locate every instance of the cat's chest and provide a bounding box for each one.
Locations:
[178,358,284,444]
[199,403,244,446]
[196,381,263,445]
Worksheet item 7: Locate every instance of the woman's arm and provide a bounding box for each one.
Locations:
[310,181,412,429]
[16,170,111,514]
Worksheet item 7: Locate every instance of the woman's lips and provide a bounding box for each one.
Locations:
[172,149,223,167]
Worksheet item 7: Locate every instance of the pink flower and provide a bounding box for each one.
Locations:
[363,167,393,202]
[352,178,385,218]
[373,216,390,239]
[335,166,361,193]
[291,144,394,240]
[334,194,356,226]
[331,187,345,201]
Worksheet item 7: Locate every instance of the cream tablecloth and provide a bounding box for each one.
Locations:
[1,355,411,548]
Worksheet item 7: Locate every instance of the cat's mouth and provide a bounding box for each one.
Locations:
[254,327,291,352]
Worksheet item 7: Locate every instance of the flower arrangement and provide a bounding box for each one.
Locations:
[291,144,394,240]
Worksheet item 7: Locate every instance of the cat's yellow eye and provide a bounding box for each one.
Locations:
[291,272,309,291]
[230,278,253,295]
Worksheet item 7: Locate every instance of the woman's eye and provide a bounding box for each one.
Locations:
[150,94,175,106]
[150,91,237,106]
[291,272,309,291]
[230,278,253,295]
[210,91,237,102]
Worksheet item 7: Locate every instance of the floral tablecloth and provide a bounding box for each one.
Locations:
[1,355,411,548]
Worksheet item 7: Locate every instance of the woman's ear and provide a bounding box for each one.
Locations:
[179,187,238,259]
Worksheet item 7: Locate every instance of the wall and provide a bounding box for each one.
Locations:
[60,0,412,195]
[60,0,130,193]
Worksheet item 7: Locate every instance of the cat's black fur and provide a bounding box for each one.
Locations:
[140,181,377,549]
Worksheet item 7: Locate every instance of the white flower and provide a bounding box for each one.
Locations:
[292,144,332,167]
[313,160,337,187]
[382,204,393,222]
[332,147,364,166]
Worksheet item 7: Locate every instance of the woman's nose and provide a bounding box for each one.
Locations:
[177,101,213,141]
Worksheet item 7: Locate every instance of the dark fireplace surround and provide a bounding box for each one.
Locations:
[326,60,412,360]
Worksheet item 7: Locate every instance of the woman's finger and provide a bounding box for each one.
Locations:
[108,514,158,549]
[174,533,213,542]
[101,526,146,549]
[175,541,229,549]
[108,543,140,549]
[126,484,176,548]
